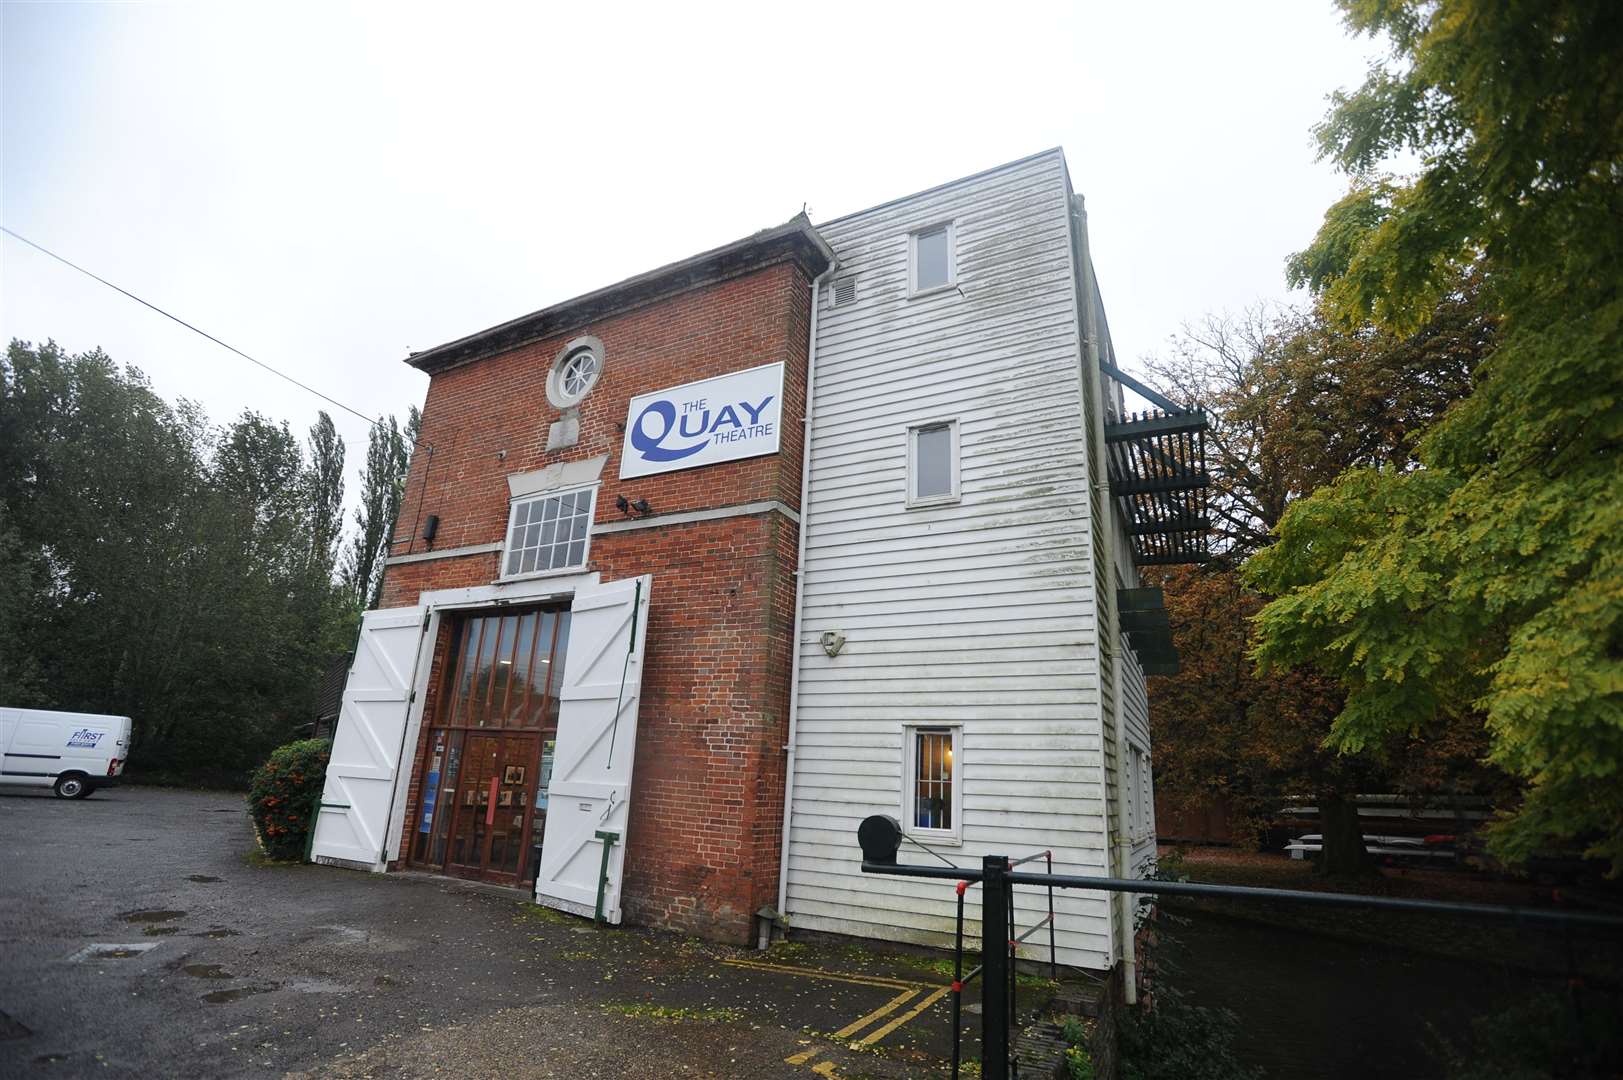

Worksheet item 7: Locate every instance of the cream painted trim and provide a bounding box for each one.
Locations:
[385,542,502,566]
[591,499,799,535]
[417,570,602,613]
[508,455,609,499]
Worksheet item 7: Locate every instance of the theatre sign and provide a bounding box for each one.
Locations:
[618,362,784,479]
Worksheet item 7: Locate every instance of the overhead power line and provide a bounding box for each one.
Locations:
[1,224,391,433]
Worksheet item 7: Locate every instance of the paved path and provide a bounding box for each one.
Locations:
[0,787,978,1079]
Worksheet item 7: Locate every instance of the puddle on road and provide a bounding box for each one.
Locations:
[201,985,276,1005]
[183,964,233,980]
[193,928,239,939]
[143,927,180,937]
[373,975,397,988]
[66,942,160,962]
[119,909,185,924]
[1,1009,31,1040]
[187,875,223,883]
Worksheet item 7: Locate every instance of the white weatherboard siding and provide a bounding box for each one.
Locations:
[786,150,1119,970]
[1114,516,1158,874]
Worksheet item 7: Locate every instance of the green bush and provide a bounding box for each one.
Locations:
[248,738,331,861]
[1119,985,1261,1080]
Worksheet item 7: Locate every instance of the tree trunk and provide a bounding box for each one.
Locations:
[1316,791,1373,877]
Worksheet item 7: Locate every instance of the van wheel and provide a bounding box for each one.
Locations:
[54,774,91,799]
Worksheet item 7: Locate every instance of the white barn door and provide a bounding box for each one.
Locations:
[311,606,426,870]
[534,575,652,922]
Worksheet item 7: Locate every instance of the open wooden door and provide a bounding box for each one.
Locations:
[532,575,651,922]
[311,606,426,870]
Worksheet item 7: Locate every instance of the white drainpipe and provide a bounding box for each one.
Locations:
[774,255,839,935]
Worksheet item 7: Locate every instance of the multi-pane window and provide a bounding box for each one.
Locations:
[442,608,571,730]
[910,223,954,294]
[906,726,959,837]
[908,420,959,505]
[503,487,594,578]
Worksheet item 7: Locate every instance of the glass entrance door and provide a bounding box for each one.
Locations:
[407,605,569,887]
[443,733,539,881]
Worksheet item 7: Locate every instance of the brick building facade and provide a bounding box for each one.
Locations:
[358,219,830,941]
[312,152,1198,993]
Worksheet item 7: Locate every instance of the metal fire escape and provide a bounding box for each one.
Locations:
[1099,358,1210,677]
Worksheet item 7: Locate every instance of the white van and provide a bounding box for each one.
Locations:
[0,708,131,798]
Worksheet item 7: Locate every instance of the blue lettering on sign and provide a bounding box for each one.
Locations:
[629,394,776,464]
[66,729,103,749]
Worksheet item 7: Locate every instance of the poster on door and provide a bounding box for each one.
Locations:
[537,740,555,810]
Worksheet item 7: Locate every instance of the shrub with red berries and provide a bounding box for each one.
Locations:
[248,738,331,861]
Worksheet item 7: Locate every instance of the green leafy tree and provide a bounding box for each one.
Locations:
[343,407,419,610]
[1144,287,1494,873]
[0,339,371,785]
[1246,0,1623,871]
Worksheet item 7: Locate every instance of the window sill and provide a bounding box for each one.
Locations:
[907,282,959,300]
[902,829,962,848]
[493,564,590,586]
[906,494,961,510]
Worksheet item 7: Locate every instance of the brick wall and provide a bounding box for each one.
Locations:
[376,258,811,943]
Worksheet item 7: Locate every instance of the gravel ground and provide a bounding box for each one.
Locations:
[0,786,973,1079]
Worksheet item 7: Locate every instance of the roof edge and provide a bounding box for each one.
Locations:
[406,214,835,374]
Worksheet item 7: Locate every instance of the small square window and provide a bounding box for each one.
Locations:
[910,223,955,295]
[502,487,595,579]
[903,725,961,842]
[907,420,960,507]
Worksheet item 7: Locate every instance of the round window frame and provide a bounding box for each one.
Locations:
[546,336,604,409]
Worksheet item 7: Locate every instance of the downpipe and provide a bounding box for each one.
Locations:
[774,256,840,938]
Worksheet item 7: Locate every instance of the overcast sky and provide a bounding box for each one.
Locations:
[3,1,1375,507]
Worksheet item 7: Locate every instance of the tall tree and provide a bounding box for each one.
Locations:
[0,339,368,784]
[343,406,419,610]
[1246,0,1623,872]
[305,411,346,579]
[1143,285,1494,873]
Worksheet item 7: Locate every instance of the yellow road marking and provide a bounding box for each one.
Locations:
[728,954,948,1074]
[832,987,918,1039]
[852,984,952,1047]
[720,957,923,991]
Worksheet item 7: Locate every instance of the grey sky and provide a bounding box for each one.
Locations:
[3,2,1375,502]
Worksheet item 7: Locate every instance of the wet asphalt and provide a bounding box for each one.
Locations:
[0,787,977,1079]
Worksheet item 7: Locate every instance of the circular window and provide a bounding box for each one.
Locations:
[546,336,604,408]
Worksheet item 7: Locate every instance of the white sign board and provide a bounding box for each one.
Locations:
[618,362,783,479]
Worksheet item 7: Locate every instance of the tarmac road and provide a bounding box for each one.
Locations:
[0,786,971,1079]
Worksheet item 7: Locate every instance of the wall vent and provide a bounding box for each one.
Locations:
[830,275,857,308]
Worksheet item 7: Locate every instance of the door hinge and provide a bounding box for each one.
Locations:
[422,610,431,631]
[409,689,417,703]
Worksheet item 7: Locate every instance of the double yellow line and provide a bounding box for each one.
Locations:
[721,958,953,1075]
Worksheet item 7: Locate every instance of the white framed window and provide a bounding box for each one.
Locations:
[546,336,604,409]
[908,221,956,296]
[1127,743,1153,839]
[502,485,595,579]
[902,724,962,844]
[906,419,960,507]
[1138,747,1154,838]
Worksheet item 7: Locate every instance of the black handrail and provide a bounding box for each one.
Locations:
[855,814,1623,1080]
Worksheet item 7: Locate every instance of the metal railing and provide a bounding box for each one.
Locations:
[854,814,1623,1080]
[948,849,1058,1078]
